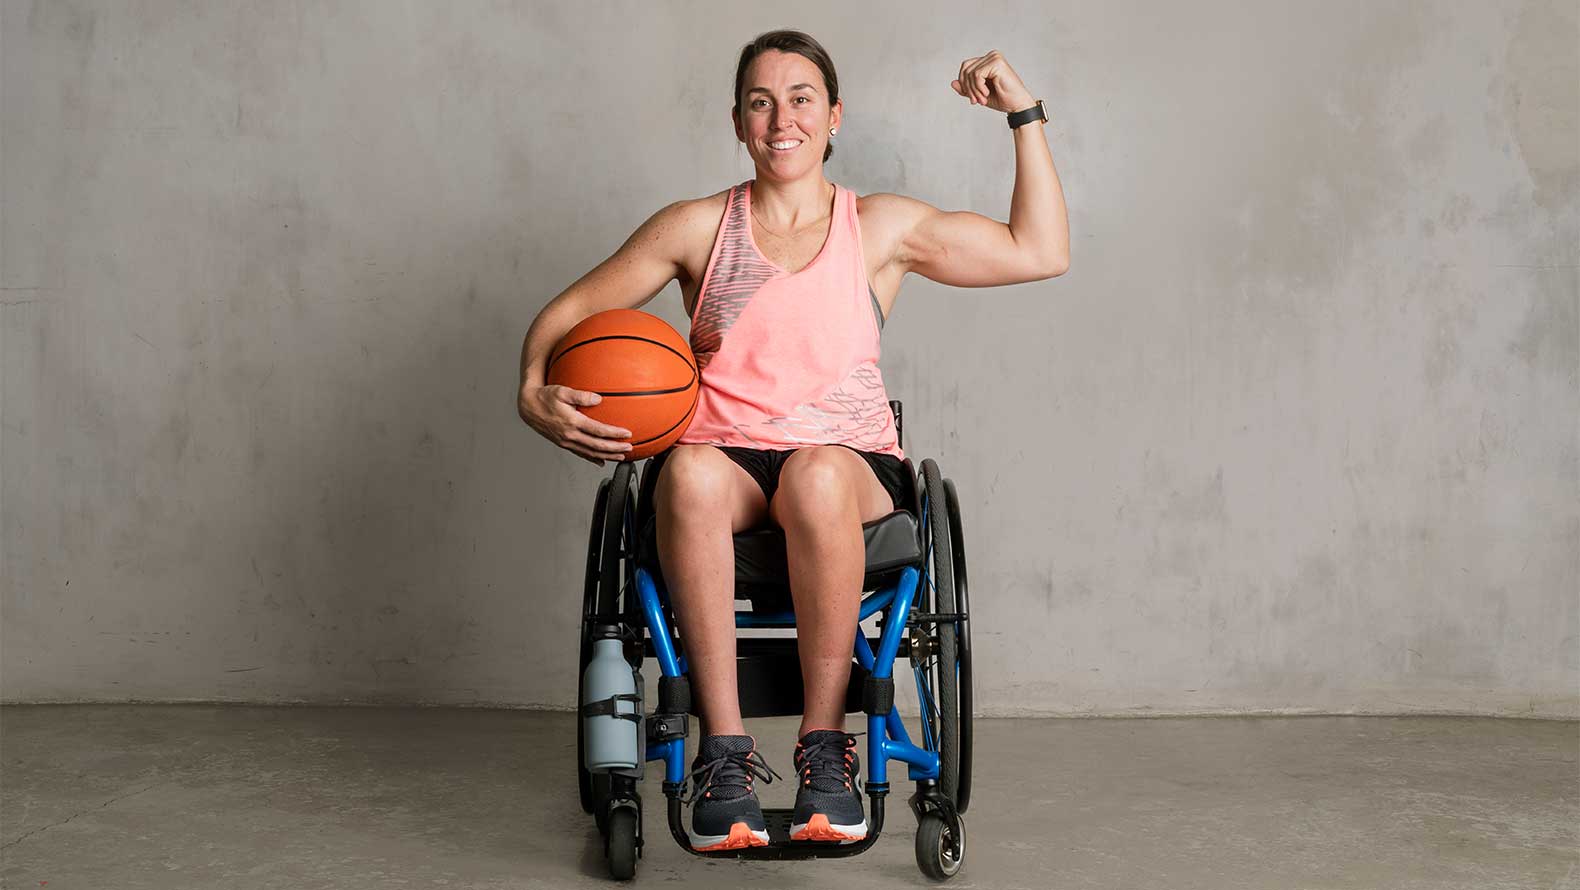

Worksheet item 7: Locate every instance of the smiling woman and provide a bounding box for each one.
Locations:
[733,33,843,164]
[515,24,1069,862]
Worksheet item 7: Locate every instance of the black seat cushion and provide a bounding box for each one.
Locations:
[636,510,921,610]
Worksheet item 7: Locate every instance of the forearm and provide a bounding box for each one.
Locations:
[1006,110,1070,270]
[518,294,587,390]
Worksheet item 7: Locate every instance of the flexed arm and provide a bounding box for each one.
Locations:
[880,50,1070,287]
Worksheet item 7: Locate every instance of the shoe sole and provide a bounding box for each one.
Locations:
[690,821,771,851]
[789,812,868,843]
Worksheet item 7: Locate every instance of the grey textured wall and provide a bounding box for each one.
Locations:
[3,1,1575,717]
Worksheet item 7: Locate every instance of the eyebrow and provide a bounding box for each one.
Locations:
[746,83,817,95]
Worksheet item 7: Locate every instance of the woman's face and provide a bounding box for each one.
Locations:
[735,50,840,178]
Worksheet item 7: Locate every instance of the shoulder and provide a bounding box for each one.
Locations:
[627,186,734,263]
[657,185,736,240]
[855,189,940,229]
[854,190,943,270]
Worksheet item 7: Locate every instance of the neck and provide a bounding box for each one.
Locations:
[751,176,834,230]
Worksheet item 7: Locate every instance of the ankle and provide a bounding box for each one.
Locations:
[797,724,846,738]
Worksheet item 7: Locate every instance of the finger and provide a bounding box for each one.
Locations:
[572,431,634,458]
[573,425,635,451]
[958,57,978,102]
[969,59,988,104]
[581,418,633,439]
[559,387,603,407]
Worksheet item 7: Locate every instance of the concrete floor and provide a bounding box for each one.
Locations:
[0,707,1574,889]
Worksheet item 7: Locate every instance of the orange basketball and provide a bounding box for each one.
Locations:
[546,309,699,461]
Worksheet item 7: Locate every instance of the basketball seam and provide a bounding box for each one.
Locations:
[548,334,698,381]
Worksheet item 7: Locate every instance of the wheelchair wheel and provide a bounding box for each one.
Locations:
[915,810,966,880]
[606,807,638,880]
[577,478,613,815]
[582,464,640,836]
[919,460,961,805]
[942,478,974,814]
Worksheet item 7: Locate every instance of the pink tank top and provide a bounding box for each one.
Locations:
[678,179,904,459]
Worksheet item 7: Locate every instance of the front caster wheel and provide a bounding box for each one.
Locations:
[607,807,638,880]
[915,811,965,881]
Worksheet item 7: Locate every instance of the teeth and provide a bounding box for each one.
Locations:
[770,141,801,150]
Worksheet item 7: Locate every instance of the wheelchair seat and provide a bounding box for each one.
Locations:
[633,449,923,611]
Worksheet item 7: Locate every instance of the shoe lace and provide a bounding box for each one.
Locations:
[681,748,782,806]
[796,731,865,793]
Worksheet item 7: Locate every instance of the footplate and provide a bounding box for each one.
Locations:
[664,794,887,860]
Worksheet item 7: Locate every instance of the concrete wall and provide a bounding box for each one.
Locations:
[3,0,1575,717]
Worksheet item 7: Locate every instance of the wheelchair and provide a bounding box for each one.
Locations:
[576,401,974,881]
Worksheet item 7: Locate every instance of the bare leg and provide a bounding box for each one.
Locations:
[770,447,896,738]
[655,445,769,738]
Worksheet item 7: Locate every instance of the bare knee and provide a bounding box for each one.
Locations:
[656,445,766,532]
[771,448,860,527]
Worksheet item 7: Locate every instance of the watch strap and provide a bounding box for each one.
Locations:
[1007,99,1047,129]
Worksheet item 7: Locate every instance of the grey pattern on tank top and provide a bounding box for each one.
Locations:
[689,184,777,372]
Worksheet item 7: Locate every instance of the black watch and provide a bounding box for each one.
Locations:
[1007,99,1048,129]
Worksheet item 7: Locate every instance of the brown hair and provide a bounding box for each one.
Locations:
[733,30,840,164]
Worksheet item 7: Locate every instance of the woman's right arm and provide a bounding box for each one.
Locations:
[517,199,696,466]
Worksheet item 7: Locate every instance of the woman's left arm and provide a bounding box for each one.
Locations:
[884,51,1070,287]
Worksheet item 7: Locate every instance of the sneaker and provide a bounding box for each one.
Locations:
[789,729,868,842]
[682,734,781,851]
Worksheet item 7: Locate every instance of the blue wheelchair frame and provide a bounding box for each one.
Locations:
[639,563,941,789]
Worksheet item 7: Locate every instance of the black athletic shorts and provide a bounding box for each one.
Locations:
[648,444,909,513]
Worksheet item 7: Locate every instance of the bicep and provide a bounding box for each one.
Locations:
[898,200,1053,288]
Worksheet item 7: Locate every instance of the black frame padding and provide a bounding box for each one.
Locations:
[658,674,691,714]
[863,675,895,716]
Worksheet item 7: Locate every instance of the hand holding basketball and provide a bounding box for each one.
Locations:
[519,383,634,467]
[539,309,700,465]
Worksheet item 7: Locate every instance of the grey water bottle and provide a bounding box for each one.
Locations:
[582,629,640,771]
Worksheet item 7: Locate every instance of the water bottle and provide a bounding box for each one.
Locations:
[582,627,640,771]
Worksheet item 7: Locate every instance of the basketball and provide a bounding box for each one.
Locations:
[546,309,699,461]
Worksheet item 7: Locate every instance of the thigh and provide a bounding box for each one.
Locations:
[769,444,896,526]
[649,444,771,535]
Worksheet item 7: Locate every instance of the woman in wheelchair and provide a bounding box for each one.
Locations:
[644,443,911,849]
[516,28,1067,875]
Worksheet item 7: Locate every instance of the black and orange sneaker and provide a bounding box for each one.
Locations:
[789,729,868,842]
[682,734,781,851]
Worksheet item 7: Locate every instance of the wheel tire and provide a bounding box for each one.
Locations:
[915,811,966,881]
[598,465,634,620]
[592,463,638,838]
[943,478,974,814]
[607,807,638,880]
[578,478,613,815]
[921,459,960,805]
